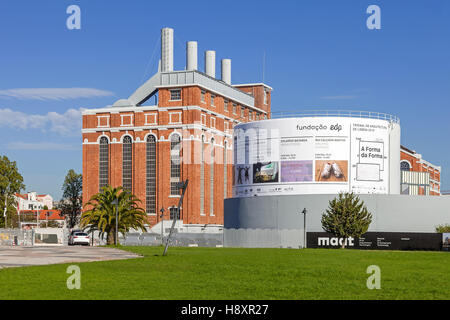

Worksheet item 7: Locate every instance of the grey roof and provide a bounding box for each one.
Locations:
[113,70,256,109]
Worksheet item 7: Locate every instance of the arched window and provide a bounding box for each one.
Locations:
[170,134,181,195]
[122,136,133,191]
[200,135,205,215]
[99,137,109,191]
[146,135,157,214]
[400,161,411,171]
[224,141,228,198]
[210,138,215,215]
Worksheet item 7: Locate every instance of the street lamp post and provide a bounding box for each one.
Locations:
[3,183,9,229]
[112,198,119,246]
[163,180,188,256]
[301,208,307,249]
[159,207,165,245]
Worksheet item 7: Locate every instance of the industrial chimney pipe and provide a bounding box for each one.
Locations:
[221,59,231,85]
[161,27,174,72]
[205,50,216,78]
[186,41,198,71]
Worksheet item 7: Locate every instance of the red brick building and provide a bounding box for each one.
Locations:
[400,145,441,195]
[82,28,272,230]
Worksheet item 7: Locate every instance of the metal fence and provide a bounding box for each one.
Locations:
[120,232,224,247]
[269,110,401,124]
[0,229,34,246]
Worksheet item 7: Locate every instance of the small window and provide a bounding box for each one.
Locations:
[211,117,216,129]
[201,90,206,103]
[241,107,245,118]
[264,90,268,105]
[170,89,181,101]
[224,100,229,112]
[233,103,237,115]
[211,94,215,107]
[249,111,253,121]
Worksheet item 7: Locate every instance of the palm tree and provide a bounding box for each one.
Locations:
[81,186,147,245]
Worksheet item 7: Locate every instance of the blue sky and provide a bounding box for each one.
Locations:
[1,0,449,199]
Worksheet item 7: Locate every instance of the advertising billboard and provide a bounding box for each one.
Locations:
[307,232,443,251]
[233,117,398,197]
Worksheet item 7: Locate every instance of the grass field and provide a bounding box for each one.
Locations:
[0,246,449,300]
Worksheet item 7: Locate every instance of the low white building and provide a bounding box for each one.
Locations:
[15,192,53,211]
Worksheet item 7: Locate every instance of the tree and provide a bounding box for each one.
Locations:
[0,156,25,228]
[58,169,82,229]
[321,192,373,248]
[435,224,450,233]
[81,186,147,245]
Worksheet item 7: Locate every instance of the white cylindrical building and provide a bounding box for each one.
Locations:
[232,111,401,197]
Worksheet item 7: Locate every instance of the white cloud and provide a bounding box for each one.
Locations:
[0,88,114,101]
[0,108,84,136]
[7,142,79,151]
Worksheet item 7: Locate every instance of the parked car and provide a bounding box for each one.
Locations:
[68,232,90,246]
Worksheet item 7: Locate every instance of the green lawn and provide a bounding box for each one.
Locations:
[1,246,449,300]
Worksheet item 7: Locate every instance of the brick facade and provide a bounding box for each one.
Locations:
[82,83,272,227]
[400,145,441,195]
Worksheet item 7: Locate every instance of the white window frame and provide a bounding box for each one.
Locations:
[120,114,134,127]
[169,112,182,124]
[201,113,207,126]
[169,89,182,101]
[97,116,110,128]
[145,113,157,125]
[201,90,206,103]
[211,116,216,129]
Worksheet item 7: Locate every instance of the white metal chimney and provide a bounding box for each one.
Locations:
[186,41,198,70]
[221,59,231,85]
[205,50,216,78]
[161,27,174,72]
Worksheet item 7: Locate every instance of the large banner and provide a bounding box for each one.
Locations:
[233,117,392,197]
[307,232,443,251]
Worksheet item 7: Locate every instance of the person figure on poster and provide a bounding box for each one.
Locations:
[244,166,250,183]
[237,166,244,185]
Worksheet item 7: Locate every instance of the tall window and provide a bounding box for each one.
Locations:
[241,107,245,118]
[200,136,205,215]
[201,90,206,103]
[233,103,237,114]
[210,138,215,215]
[170,207,180,220]
[224,141,228,198]
[170,134,181,195]
[224,99,229,112]
[146,135,157,214]
[122,136,133,191]
[99,137,109,191]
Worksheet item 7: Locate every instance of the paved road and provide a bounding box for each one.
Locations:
[0,246,141,268]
